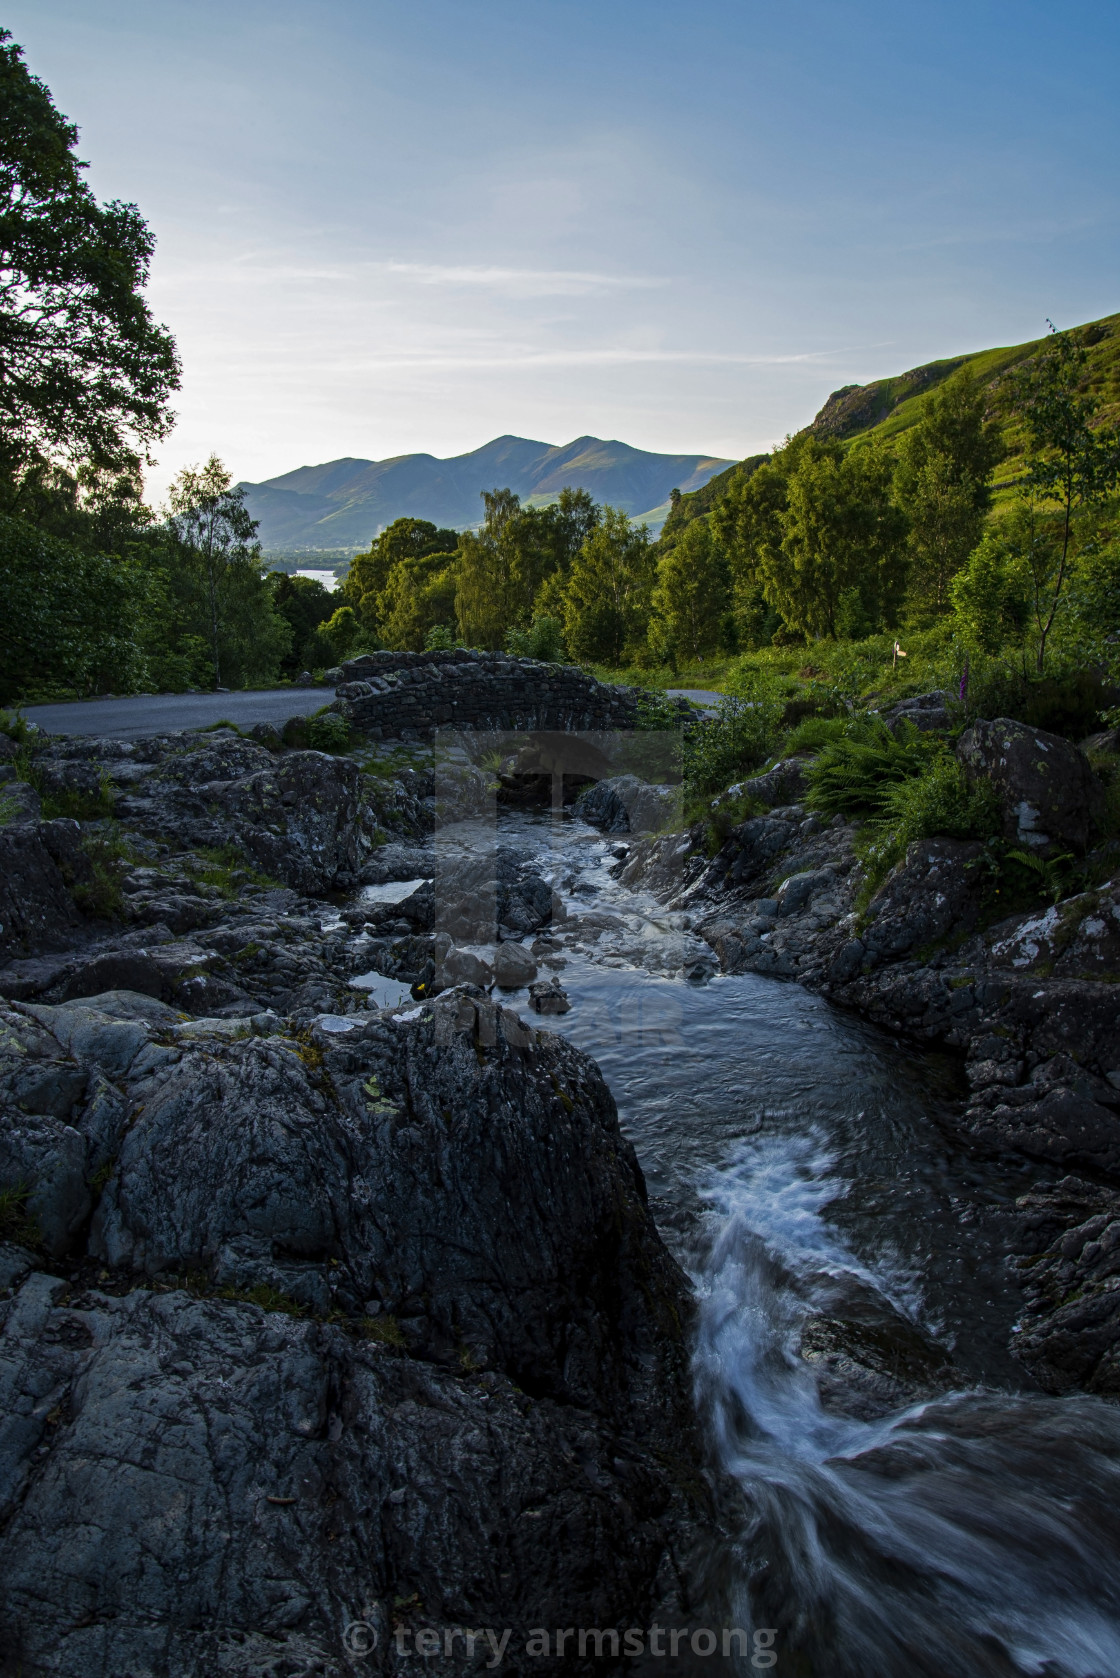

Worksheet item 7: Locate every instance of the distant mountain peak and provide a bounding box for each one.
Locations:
[241,433,736,552]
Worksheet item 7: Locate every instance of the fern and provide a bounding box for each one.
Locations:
[1005,848,1079,904]
[804,718,941,818]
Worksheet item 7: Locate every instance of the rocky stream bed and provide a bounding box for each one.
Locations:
[1,711,1120,1676]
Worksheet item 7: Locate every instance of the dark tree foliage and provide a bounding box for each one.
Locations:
[269,573,336,674]
[342,518,459,629]
[0,30,179,508]
[0,511,149,700]
[1013,327,1120,671]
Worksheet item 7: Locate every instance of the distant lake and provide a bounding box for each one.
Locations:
[295,568,340,591]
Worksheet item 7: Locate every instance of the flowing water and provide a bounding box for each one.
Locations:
[461,808,1120,1677]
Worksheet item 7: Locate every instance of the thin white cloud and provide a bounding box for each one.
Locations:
[152,253,667,298]
[379,261,667,295]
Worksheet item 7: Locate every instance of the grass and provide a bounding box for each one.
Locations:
[0,1184,41,1248]
[68,825,145,918]
[183,844,278,898]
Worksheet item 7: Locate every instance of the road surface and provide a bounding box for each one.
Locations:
[666,687,724,713]
[20,687,335,739]
[19,683,725,739]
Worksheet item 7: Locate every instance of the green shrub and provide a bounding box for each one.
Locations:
[0,709,35,744]
[505,615,565,662]
[307,712,352,753]
[959,663,1108,738]
[40,772,116,823]
[853,754,1000,905]
[70,825,139,918]
[781,714,852,756]
[634,689,686,732]
[683,694,784,797]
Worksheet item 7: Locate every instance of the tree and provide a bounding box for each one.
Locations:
[341,517,457,634]
[561,505,654,665]
[0,511,150,701]
[0,31,179,507]
[894,368,1004,612]
[379,551,458,649]
[650,519,728,665]
[167,456,288,687]
[455,490,525,648]
[453,486,601,648]
[949,524,1032,655]
[1011,327,1120,672]
[268,573,336,675]
[717,434,907,641]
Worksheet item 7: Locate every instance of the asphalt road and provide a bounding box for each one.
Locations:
[19,683,725,739]
[666,687,724,714]
[20,687,335,739]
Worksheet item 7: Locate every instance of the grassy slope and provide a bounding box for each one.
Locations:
[661,311,1120,543]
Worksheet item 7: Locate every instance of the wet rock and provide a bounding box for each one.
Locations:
[491,942,537,988]
[967,1083,1120,1177]
[436,946,493,988]
[957,717,1099,854]
[358,843,434,886]
[1014,1176,1120,1393]
[433,760,495,823]
[574,775,680,835]
[529,977,571,1014]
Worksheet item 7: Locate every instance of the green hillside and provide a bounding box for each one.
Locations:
[663,311,1120,542]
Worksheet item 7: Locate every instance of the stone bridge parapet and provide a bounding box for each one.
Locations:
[329,649,643,738]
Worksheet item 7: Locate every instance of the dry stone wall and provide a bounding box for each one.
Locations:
[329,649,640,738]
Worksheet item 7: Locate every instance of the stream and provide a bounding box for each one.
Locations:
[375,801,1120,1675]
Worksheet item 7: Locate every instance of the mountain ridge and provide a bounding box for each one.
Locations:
[241,433,735,553]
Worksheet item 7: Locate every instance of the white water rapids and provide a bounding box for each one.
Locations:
[417,806,1120,1675]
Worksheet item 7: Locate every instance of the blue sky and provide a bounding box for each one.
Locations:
[8,0,1119,497]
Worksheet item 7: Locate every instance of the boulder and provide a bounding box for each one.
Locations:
[957,717,1099,854]
[574,775,679,835]
[107,737,380,892]
[0,1278,694,1678]
[0,820,91,964]
[436,945,493,988]
[491,941,537,988]
[719,758,810,810]
[529,977,571,1014]
[83,996,691,1427]
[986,880,1120,980]
[883,689,953,734]
[857,838,988,966]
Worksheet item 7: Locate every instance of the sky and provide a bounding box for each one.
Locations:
[8,0,1120,501]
